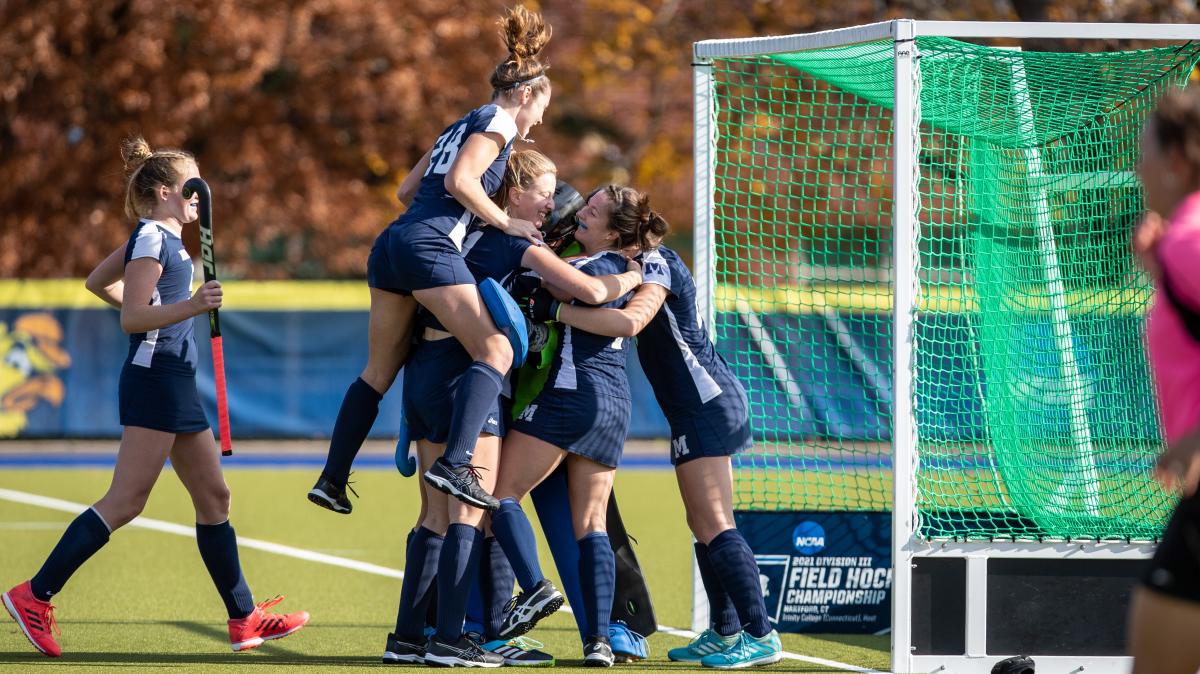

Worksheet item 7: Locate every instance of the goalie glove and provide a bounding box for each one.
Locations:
[522,287,561,324]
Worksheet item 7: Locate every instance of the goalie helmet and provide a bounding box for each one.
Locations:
[543,180,585,252]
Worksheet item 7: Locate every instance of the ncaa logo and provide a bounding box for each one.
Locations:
[792,521,826,555]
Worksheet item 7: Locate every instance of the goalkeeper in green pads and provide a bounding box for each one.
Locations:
[524,189,782,668]
[505,181,656,662]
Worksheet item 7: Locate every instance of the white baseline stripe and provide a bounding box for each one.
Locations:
[0,487,886,673]
[0,488,403,580]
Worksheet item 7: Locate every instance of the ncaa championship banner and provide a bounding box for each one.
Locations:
[735,511,891,634]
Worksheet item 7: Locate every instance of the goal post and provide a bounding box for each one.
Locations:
[693,20,1200,674]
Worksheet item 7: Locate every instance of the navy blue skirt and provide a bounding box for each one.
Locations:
[666,381,752,466]
[118,364,209,434]
[511,382,631,468]
[368,221,475,295]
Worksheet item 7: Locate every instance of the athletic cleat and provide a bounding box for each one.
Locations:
[482,635,555,667]
[583,636,614,667]
[228,596,309,652]
[382,632,426,664]
[667,628,740,662]
[2,580,61,657]
[424,634,505,667]
[700,630,783,669]
[423,458,500,511]
[609,621,648,662]
[497,579,565,640]
[308,474,357,514]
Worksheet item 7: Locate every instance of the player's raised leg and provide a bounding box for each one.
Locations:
[416,283,512,512]
[310,288,416,514]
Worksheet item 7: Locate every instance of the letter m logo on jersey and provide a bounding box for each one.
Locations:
[517,404,537,423]
[671,435,690,460]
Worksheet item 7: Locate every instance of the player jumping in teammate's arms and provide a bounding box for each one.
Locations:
[1126,87,1200,674]
[2,137,308,658]
[526,189,784,669]
[384,150,639,668]
[310,4,558,514]
[489,186,667,667]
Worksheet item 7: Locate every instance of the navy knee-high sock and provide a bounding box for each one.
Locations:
[435,524,484,643]
[322,377,383,484]
[195,521,256,619]
[491,498,544,591]
[531,468,588,641]
[394,527,445,639]
[695,542,740,636]
[480,536,516,641]
[30,508,111,601]
[706,529,771,638]
[442,362,503,467]
[578,532,615,641]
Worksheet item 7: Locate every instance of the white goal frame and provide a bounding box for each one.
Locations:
[692,19,1200,674]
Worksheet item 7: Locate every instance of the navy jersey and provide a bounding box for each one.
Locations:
[546,251,634,397]
[635,245,739,419]
[397,104,518,247]
[122,219,198,374]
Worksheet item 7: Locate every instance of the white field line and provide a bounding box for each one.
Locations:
[0,487,887,673]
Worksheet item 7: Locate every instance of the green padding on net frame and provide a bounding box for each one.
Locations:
[0,279,1153,315]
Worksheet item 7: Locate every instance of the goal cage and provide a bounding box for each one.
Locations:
[692,20,1200,674]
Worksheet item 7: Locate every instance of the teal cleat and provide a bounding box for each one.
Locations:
[667,628,740,662]
[481,636,555,667]
[700,630,783,669]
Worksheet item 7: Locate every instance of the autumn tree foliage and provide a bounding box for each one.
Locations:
[0,0,1195,278]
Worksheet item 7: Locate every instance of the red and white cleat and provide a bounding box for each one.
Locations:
[3,580,62,657]
[227,596,309,652]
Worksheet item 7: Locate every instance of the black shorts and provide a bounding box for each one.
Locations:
[1142,493,1200,602]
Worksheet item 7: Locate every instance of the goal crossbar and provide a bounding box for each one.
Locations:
[695,19,1200,59]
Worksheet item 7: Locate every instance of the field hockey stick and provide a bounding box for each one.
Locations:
[394,414,417,477]
[182,177,233,457]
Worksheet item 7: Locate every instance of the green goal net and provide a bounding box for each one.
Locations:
[708,36,1200,540]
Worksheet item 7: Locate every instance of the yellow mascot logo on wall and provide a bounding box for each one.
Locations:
[0,313,71,437]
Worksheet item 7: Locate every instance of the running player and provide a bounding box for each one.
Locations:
[1,137,308,658]
[489,186,668,667]
[527,192,784,668]
[1126,87,1200,674]
[309,5,554,515]
[384,151,640,667]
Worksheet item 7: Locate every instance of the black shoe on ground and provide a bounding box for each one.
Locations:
[583,636,614,667]
[423,634,505,667]
[308,474,357,514]
[497,579,565,640]
[382,632,425,664]
[423,458,500,511]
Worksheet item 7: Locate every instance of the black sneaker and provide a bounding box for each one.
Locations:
[497,579,565,640]
[382,632,425,664]
[307,474,357,514]
[423,458,499,511]
[583,636,614,667]
[423,634,504,667]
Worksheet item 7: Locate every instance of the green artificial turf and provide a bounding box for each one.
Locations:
[0,468,888,673]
